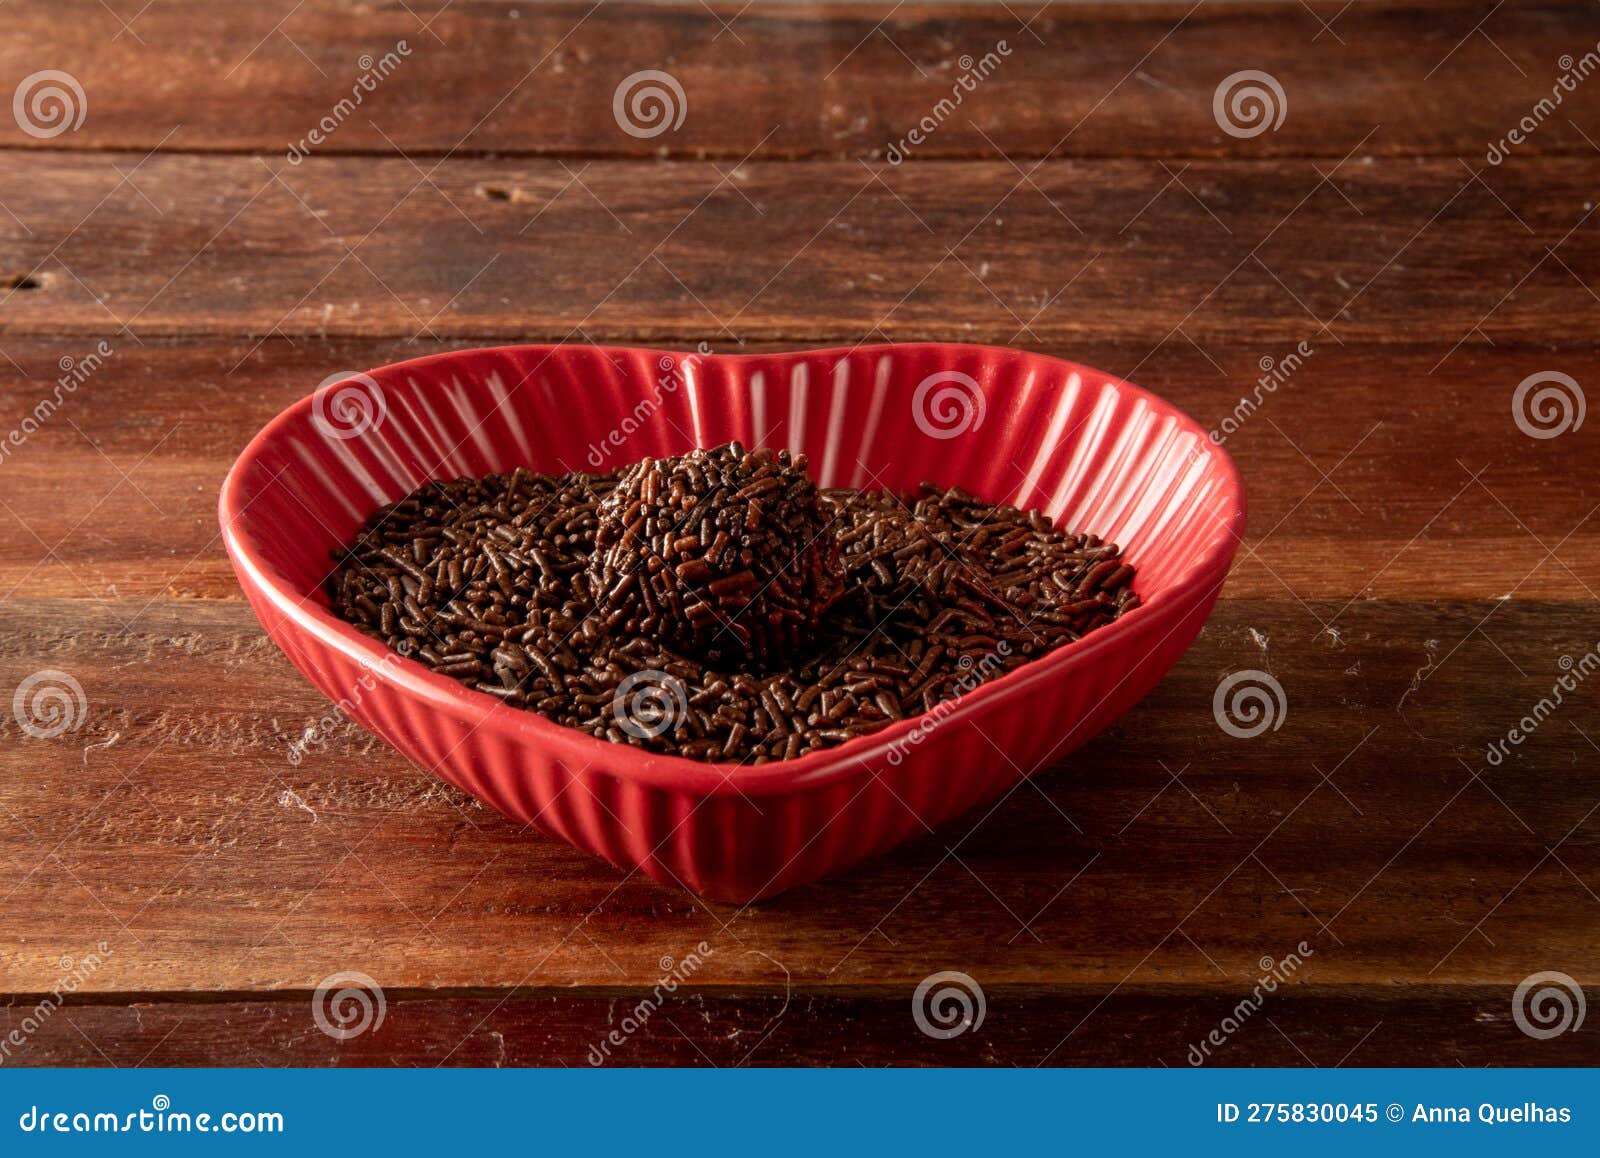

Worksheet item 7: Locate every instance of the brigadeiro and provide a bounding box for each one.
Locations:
[588,443,845,668]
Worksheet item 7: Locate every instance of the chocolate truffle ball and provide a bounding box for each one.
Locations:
[589,442,844,666]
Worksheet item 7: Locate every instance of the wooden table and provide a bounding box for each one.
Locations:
[2,0,1597,1066]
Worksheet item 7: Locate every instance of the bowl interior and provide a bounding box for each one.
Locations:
[226,344,1242,629]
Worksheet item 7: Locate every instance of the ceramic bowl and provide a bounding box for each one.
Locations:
[220,343,1245,901]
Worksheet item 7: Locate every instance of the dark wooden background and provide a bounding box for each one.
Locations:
[1,0,1597,1066]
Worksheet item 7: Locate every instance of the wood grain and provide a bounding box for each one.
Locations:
[1,1,1595,160]
[8,988,1598,1067]
[0,154,1596,344]
[1,0,1598,1067]
[2,597,1597,997]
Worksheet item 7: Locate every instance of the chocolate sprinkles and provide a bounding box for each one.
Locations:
[328,441,1137,764]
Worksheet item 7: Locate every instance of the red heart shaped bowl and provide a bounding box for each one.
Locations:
[220,343,1244,902]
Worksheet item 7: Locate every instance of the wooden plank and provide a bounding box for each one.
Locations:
[2,598,1596,997]
[5,988,1598,1067]
[1,1,1595,159]
[0,1,1596,1071]
[0,155,1596,343]
[2,336,1597,603]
